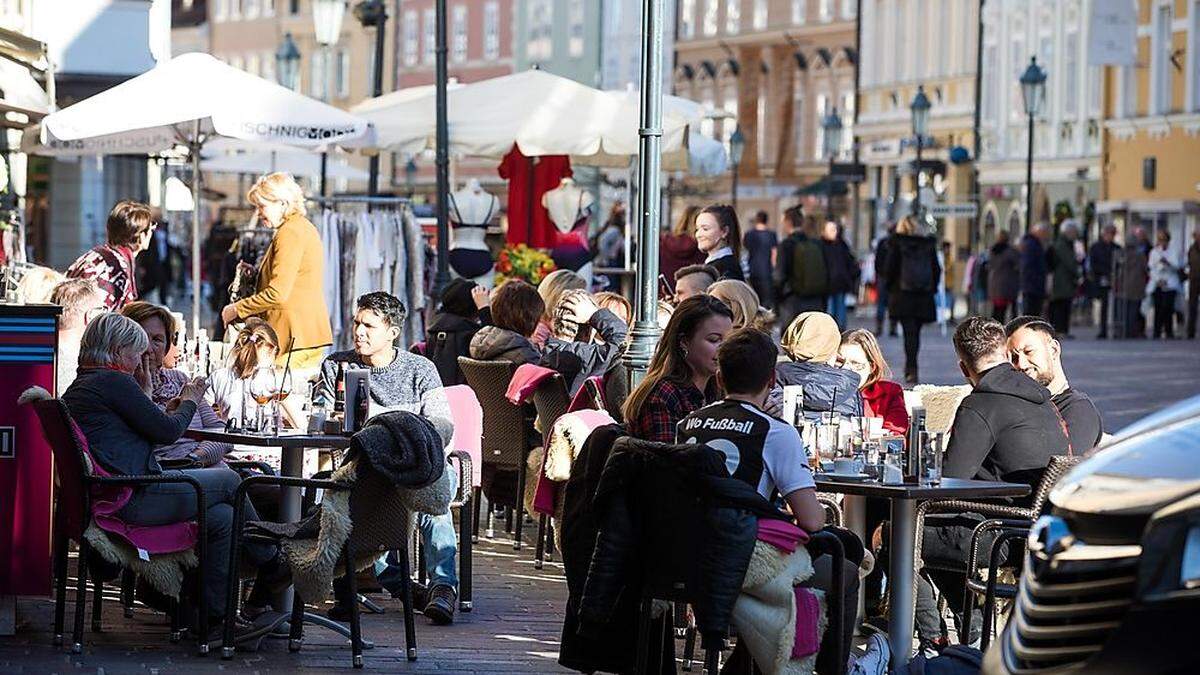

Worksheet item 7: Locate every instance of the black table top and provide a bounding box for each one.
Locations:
[813,476,1030,500]
[185,428,353,449]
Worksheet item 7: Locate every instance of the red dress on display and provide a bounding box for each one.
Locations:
[497,146,572,249]
[861,380,909,435]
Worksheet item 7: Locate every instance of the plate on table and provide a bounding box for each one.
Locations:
[817,472,873,482]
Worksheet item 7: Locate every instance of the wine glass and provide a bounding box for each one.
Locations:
[249,367,279,434]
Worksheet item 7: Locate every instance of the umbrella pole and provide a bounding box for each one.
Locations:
[191,120,202,339]
[623,0,665,386]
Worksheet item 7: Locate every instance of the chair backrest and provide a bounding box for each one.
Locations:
[29,398,94,539]
[602,363,629,423]
[531,374,570,446]
[443,384,483,488]
[912,384,972,435]
[346,466,415,556]
[457,357,529,469]
[1029,455,1084,514]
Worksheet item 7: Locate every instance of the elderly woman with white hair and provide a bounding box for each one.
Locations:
[62,312,287,629]
[220,172,332,374]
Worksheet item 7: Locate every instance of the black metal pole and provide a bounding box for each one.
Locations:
[913,135,923,216]
[432,0,451,300]
[1025,113,1034,234]
[319,152,329,197]
[731,161,739,211]
[827,155,835,221]
[971,0,985,251]
[853,0,863,249]
[366,10,387,198]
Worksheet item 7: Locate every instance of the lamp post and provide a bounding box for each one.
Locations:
[404,158,417,198]
[275,32,301,91]
[1020,56,1047,235]
[822,107,844,220]
[729,125,745,211]
[909,85,931,217]
[313,0,347,197]
[354,0,388,197]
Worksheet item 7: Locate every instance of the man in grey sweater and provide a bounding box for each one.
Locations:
[316,292,461,625]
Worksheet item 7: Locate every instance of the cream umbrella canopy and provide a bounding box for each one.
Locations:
[37,52,372,331]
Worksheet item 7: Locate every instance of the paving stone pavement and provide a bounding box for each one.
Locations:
[0,532,575,674]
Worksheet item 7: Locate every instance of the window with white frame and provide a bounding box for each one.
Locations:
[754,0,768,30]
[484,2,500,60]
[568,0,585,57]
[309,51,326,99]
[1088,66,1101,115]
[913,0,924,79]
[721,85,738,146]
[841,0,855,19]
[422,8,436,65]
[1151,3,1173,114]
[841,91,855,155]
[792,0,806,24]
[982,43,998,123]
[527,0,553,61]
[1190,0,1200,110]
[680,0,696,38]
[403,10,419,66]
[701,87,716,138]
[929,0,943,78]
[1119,64,1136,117]
[757,90,766,163]
[214,0,228,22]
[244,0,259,20]
[793,78,805,158]
[726,0,740,34]
[703,0,718,35]
[819,0,833,22]
[814,94,828,160]
[246,52,260,77]
[229,0,241,20]
[1038,17,1054,117]
[262,50,275,83]
[1009,17,1025,120]
[1064,28,1079,117]
[337,49,351,98]
[894,0,906,81]
[453,5,468,63]
[263,0,274,17]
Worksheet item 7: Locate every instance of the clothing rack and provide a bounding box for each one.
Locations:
[308,195,412,206]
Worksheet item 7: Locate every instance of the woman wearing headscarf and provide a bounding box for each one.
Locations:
[775,311,863,421]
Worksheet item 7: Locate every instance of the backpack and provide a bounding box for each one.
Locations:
[898,242,935,293]
[791,238,829,297]
[426,323,476,387]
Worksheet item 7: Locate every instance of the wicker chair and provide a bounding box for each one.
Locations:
[911,455,1084,649]
[530,373,571,569]
[603,363,630,423]
[458,357,537,550]
[222,466,423,669]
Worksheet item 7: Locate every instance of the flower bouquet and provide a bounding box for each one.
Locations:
[495,243,556,286]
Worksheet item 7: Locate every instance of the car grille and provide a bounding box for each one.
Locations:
[1003,540,1141,673]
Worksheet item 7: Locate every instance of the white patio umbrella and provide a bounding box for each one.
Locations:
[36,52,372,330]
[201,151,369,182]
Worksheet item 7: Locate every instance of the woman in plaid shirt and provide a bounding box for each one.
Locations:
[623,295,734,442]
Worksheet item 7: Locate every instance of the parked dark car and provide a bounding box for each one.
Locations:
[985,395,1200,674]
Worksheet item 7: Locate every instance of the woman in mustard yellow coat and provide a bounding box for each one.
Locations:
[221,172,332,373]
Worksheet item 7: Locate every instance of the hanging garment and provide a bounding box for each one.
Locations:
[318,210,343,338]
[497,146,572,249]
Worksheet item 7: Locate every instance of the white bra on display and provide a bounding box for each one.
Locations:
[449,179,498,229]
[542,178,594,234]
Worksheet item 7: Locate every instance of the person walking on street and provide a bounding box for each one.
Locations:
[775,206,829,333]
[822,221,858,330]
[873,225,897,336]
[1188,229,1200,339]
[987,230,1021,322]
[743,210,778,309]
[1147,229,1183,339]
[1047,223,1081,337]
[1019,223,1049,318]
[1115,232,1149,339]
[1088,225,1120,339]
[883,215,940,384]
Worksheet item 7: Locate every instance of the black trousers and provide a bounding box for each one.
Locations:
[900,317,924,376]
[1095,289,1111,337]
[1022,292,1045,319]
[1153,289,1178,338]
[1047,298,1072,335]
[990,300,1015,323]
[1188,287,1199,339]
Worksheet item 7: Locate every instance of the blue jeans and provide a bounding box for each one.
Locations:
[375,467,459,591]
[827,292,848,330]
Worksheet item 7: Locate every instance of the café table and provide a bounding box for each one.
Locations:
[184,428,360,647]
[813,476,1030,667]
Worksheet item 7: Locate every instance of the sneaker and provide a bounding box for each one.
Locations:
[386,579,429,609]
[423,584,457,625]
[850,633,891,675]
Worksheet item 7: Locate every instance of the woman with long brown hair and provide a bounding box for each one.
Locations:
[694,203,745,281]
[623,294,734,443]
[207,318,287,426]
[660,205,706,283]
[839,328,908,434]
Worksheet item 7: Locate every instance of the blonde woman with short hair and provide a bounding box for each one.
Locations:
[220,172,331,373]
[708,279,775,332]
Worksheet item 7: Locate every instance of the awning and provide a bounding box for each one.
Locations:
[795,176,849,197]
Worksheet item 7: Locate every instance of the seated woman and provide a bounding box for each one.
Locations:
[62,313,286,628]
[532,269,586,347]
[120,301,231,467]
[592,291,631,326]
[776,312,863,421]
[425,278,493,386]
[623,294,734,443]
[839,328,909,435]
[708,279,775,332]
[207,318,299,428]
[542,288,628,396]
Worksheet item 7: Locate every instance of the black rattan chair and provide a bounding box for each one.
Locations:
[530,373,571,569]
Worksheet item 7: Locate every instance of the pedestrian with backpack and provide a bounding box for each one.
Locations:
[775,205,829,334]
[425,278,492,386]
[883,215,941,384]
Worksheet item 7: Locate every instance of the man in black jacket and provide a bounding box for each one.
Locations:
[1088,225,1120,338]
[1006,316,1104,453]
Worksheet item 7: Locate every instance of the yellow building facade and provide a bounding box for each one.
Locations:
[1101,0,1200,253]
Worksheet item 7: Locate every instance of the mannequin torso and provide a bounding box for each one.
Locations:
[542,178,594,235]
[448,179,497,286]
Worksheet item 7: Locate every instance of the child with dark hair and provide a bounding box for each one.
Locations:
[426,279,492,386]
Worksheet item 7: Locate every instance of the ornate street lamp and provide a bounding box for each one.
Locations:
[909,85,931,216]
[729,125,745,210]
[275,32,301,91]
[822,107,844,219]
[1020,56,1047,234]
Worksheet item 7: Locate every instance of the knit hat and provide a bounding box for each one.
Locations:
[440,278,479,319]
[781,312,840,364]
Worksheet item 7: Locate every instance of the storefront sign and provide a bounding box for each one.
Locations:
[1089,0,1137,66]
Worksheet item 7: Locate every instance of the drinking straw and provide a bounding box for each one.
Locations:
[277,336,296,432]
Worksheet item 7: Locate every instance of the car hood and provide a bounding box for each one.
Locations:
[1050,396,1200,516]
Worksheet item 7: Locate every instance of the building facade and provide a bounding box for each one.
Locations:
[672,0,858,236]
[976,0,1104,246]
[1100,0,1200,255]
[856,0,980,256]
[513,0,604,85]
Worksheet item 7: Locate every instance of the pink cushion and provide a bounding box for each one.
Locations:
[444,385,483,488]
[505,364,558,405]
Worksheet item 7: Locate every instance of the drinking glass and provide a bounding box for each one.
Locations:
[249,367,279,434]
[861,439,882,480]
[883,450,905,484]
[815,421,840,462]
[919,431,944,486]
